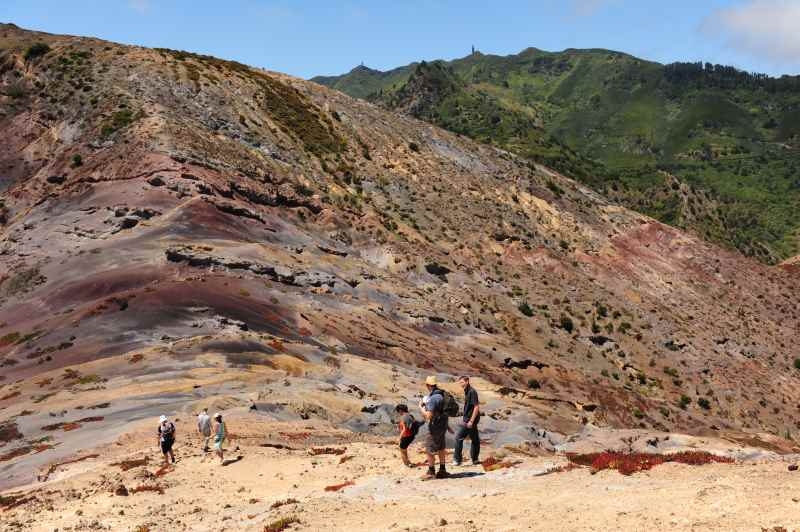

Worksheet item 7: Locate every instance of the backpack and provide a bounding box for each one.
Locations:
[409,416,423,437]
[432,388,460,418]
[159,421,175,443]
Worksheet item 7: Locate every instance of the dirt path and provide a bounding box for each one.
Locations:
[4,427,800,531]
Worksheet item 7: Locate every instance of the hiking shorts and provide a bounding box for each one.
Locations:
[160,439,174,454]
[399,435,415,450]
[425,428,446,453]
[214,438,224,451]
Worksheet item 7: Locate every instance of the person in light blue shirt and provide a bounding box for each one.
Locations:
[212,413,226,465]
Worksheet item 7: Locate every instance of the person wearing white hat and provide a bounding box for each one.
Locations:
[419,375,449,480]
[157,415,176,465]
[197,408,212,452]
[212,413,226,464]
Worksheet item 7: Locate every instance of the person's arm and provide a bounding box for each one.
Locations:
[419,400,432,421]
[466,392,480,427]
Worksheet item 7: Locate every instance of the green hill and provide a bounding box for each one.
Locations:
[313,49,800,263]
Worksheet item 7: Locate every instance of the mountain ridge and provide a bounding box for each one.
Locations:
[312,46,800,264]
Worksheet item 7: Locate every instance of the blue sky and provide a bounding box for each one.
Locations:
[2,0,800,78]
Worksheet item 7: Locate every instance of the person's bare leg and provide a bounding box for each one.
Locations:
[168,449,175,464]
[400,448,410,465]
[437,450,446,467]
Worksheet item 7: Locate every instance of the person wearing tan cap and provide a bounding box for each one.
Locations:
[419,375,449,480]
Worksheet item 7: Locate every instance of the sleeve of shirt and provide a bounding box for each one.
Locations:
[428,394,444,412]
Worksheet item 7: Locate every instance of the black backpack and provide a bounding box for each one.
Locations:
[433,389,460,418]
[409,416,423,437]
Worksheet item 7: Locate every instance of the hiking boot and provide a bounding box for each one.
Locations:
[435,468,449,479]
[451,460,462,467]
[471,460,481,466]
[421,468,436,481]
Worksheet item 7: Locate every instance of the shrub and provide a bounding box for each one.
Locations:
[678,395,692,410]
[5,82,26,99]
[518,301,534,317]
[559,314,574,333]
[71,154,83,167]
[408,141,420,152]
[793,358,800,370]
[527,378,540,390]
[100,109,136,137]
[697,397,711,410]
[24,42,51,61]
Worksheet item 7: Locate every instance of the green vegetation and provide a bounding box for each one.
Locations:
[559,314,574,333]
[518,301,534,317]
[100,109,140,138]
[678,395,692,410]
[315,50,800,262]
[71,154,83,167]
[24,42,50,61]
[794,358,800,370]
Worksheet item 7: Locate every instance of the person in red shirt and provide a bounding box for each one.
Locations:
[395,404,420,467]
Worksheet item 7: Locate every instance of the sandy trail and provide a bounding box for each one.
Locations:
[3,418,800,532]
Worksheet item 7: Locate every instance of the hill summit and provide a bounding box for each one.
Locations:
[313,47,800,263]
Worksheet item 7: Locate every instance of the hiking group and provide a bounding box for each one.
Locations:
[396,375,481,480]
[156,410,226,466]
[153,374,480,480]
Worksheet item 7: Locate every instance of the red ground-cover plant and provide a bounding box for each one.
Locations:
[481,456,522,472]
[324,480,354,492]
[130,484,165,495]
[308,446,346,456]
[154,464,174,477]
[566,451,734,475]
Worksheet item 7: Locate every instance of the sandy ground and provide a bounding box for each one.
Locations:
[3,417,800,532]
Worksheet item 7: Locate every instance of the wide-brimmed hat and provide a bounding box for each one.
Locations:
[213,412,222,420]
[425,375,437,386]
[159,415,168,423]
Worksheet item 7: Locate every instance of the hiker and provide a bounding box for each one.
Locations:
[157,415,176,465]
[419,376,450,480]
[197,408,212,452]
[212,412,226,464]
[453,375,481,466]
[395,404,422,467]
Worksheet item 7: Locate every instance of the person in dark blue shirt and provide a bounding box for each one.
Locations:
[453,376,481,466]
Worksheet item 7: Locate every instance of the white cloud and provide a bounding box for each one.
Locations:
[128,0,150,14]
[703,0,800,64]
